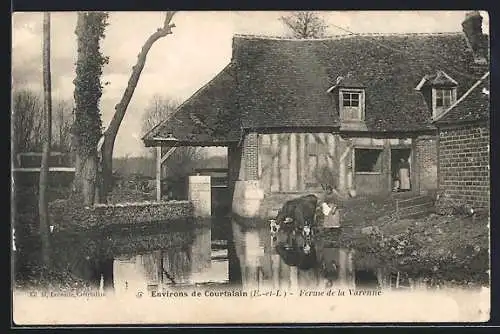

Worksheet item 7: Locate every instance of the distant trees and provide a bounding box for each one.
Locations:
[280,11,328,39]
[141,94,179,142]
[141,94,200,180]
[12,89,73,155]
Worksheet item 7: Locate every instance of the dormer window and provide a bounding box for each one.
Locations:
[340,89,365,121]
[415,70,458,119]
[328,75,366,122]
[432,87,457,118]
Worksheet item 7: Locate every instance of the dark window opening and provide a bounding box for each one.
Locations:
[355,270,380,289]
[355,149,382,173]
[343,92,360,107]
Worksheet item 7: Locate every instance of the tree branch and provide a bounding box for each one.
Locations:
[100,11,177,199]
[105,11,177,139]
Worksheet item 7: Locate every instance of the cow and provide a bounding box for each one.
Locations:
[271,194,338,272]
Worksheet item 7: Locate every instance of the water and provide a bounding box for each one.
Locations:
[44,217,364,295]
[14,216,490,323]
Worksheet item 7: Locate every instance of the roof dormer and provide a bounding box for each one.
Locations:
[328,75,366,122]
[415,70,458,119]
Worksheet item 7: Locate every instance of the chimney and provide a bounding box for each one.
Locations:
[462,11,487,64]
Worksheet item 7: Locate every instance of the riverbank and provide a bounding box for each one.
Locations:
[13,185,196,292]
[319,194,489,288]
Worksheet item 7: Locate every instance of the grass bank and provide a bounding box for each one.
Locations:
[319,194,489,287]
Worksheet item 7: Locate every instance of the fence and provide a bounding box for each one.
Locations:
[395,195,435,221]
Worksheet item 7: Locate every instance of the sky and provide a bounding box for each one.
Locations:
[11,10,490,157]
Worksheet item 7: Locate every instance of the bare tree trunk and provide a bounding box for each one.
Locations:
[39,12,52,266]
[100,11,176,200]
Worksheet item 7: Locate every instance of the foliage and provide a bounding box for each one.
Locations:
[72,12,109,156]
[12,89,73,154]
[280,11,328,39]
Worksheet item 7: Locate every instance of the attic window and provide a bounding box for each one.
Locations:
[339,89,365,121]
[415,71,458,119]
[432,87,457,118]
[343,92,360,107]
[435,89,454,108]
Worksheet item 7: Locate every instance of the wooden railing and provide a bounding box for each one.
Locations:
[395,195,435,221]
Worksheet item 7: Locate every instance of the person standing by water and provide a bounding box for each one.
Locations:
[398,158,411,191]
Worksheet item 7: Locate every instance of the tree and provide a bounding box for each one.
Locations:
[99,11,177,202]
[53,99,74,152]
[141,94,179,141]
[12,89,72,157]
[12,89,42,154]
[141,95,200,180]
[39,12,52,266]
[280,11,328,39]
[72,12,109,205]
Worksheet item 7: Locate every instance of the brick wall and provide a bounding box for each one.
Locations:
[438,123,490,208]
[415,135,438,194]
[242,132,259,180]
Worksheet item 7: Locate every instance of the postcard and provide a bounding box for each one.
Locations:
[11,10,490,325]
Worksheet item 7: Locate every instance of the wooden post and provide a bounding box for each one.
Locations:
[156,146,162,201]
[289,133,297,191]
[298,133,306,191]
[279,134,289,191]
[271,134,280,192]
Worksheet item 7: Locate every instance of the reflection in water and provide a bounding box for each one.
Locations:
[112,226,230,296]
[69,219,364,295]
[231,220,357,290]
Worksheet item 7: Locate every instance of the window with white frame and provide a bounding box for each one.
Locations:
[433,88,457,117]
[340,89,365,121]
[436,89,454,107]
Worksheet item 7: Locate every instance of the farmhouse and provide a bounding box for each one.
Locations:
[143,12,489,219]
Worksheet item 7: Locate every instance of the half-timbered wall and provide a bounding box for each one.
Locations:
[257,133,418,196]
[258,133,338,194]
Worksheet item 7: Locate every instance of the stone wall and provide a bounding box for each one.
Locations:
[437,123,489,209]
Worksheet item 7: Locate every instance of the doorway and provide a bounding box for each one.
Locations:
[391,148,412,192]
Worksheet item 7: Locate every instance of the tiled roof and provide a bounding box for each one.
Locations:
[232,33,480,132]
[417,70,459,89]
[144,32,485,145]
[434,72,490,125]
[142,64,241,146]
